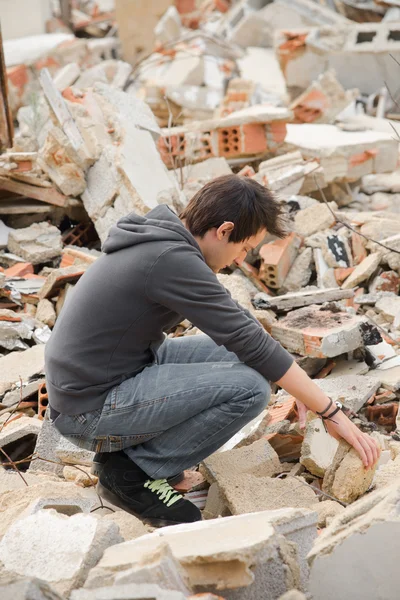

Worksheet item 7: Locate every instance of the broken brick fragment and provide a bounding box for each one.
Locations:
[5,263,34,278]
[259,232,302,289]
[366,403,398,430]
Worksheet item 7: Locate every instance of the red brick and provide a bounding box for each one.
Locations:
[259,232,302,289]
[5,262,34,278]
[38,381,49,420]
[264,432,303,461]
[335,267,355,285]
[7,64,29,97]
[175,0,197,13]
[351,231,367,265]
[266,398,298,426]
[366,403,398,430]
[237,165,255,177]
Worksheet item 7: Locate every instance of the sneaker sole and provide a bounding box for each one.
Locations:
[97,482,198,528]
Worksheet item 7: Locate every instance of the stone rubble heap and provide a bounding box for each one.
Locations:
[1,1,400,599]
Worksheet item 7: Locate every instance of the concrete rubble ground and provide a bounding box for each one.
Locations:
[1,0,400,598]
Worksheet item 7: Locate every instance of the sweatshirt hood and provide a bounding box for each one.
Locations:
[102,205,202,255]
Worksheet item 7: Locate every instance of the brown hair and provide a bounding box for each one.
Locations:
[180,174,287,242]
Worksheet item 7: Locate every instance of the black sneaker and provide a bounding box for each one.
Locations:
[97,451,202,527]
[92,452,185,486]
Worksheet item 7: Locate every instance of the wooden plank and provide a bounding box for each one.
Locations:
[253,287,355,312]
[0,176,67,207]
[0,24,14,150]
[0,200,58,214]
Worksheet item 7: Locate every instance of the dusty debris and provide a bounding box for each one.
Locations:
[1,1,400,598]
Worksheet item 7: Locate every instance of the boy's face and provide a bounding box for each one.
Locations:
[203,224,267,273]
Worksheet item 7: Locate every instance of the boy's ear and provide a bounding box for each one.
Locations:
[217,221,235,240]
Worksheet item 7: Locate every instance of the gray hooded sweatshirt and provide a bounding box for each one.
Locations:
[45,205,293,415]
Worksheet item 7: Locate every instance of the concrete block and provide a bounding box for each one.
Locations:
[87,542,192,595]
[21,494,96,518]
[7,222,62,265]
[322,440,377,504]
[341,253,381,290]
[285,124,398,183]
[38,126,86,196]
[271,305,366,358]
[0,416,42,468]
[300,413,339,478]
[38,265,86,300]
[201,438,283,484]
[308,480,400,600]
[29,415,64,476]
[259,233,303,289]
[100,511,148,542]
[56,434,95,467]
[203,482,231,520]
[0,509,122,596]
[375,294,400,322]
[85,511,304,600]
[313,500,345,528]
[72,584,186,599]
[314,374,380,413]
[254,287,354,313]
[217,473,318,517]
[36,298,56,328]
[293,202,336,238]
[0,480,98,540]
[277,592,306,600]
[279,247,313,294]
[54,62,81,91]
[0,578,65,600]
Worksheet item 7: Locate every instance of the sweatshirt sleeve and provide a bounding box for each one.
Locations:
[146,244,294,382]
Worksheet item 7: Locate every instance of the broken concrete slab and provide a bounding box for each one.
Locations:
[313,500,345,529]
[0,578,65,600]
[72,584,186,600]
[375,294,400,323]
[100,511,148,543]
[293,202,336,238]
[0,345,45,396]
[55,434,95,467]
[0,479,100,539]
[300,413,339,478]
[28,415,64,476]
[253,288,354,313]
[85,511,304,599]
[279,248,313,294]
[218,474,318,517]
[7,222,62,265]
[0,509,122,596]
[322,440,377,504]
[36,298,56,327]
[201,438,283,484]
[271,305,367,358]
[312,374,380,413]
[0,416,42,469]
[38,265,86,299]
[308,480,400,600]
[203,482,231,521]
[342,253,381,290]
[92,542,192,595]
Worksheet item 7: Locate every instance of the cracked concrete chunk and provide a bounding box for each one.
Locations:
[308,480,400,600]
[217,474,319,516]
[201,438,283,484]
[0,509,122,596]
[85,511,303,600]
[7,222,62,265]
[322,440,377,504]
[300,413,339,478]
[0,577,65,600]
[100,511,148,542]
[72,583,186,599]
[341,252,381,290]
[313,500,345,528]
[87,542,192,595]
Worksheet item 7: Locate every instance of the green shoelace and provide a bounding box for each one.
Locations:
[144,478,183,507]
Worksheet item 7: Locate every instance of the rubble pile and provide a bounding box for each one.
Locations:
[1,0,400,599]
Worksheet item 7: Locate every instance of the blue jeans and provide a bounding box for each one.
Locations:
[52,335,271,479]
